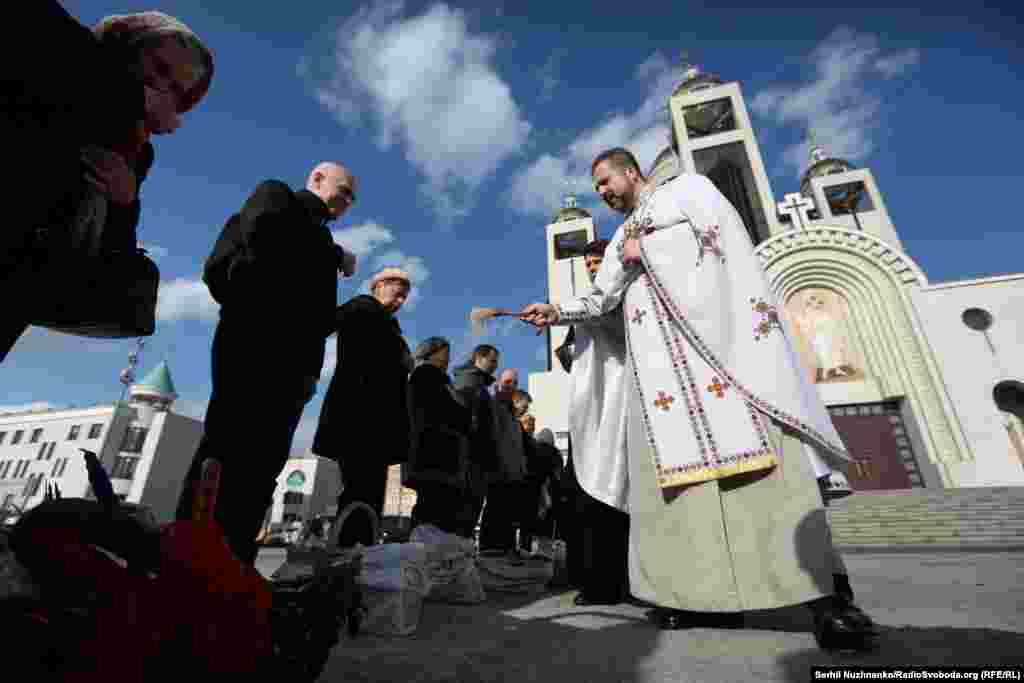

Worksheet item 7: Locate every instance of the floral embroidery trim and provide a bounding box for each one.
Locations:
[751,297,783,341]
[646,276,713,461]
[640,242,850,462]
[707,376,729,398]
[692,224,726,267]
[653,391,675,411]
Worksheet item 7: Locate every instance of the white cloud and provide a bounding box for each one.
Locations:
[634,51,670,81]
[156,278,219,323]
[875,48,921,78]
[303,2,531,224]
[140,243,169,261]
[750,27,921,176]
[0,401,64,416]
[332,221,395,258]
[506,56,684,220]
[357,249,432,311]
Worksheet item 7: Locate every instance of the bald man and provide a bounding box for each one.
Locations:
[175,162,358,565]
[479,368,530,553]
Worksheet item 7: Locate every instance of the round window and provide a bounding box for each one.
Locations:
[961,308,993,332]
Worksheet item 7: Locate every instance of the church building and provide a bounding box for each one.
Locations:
[529,64,1024,491]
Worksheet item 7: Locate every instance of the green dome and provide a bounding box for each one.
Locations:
[135,361,177,396]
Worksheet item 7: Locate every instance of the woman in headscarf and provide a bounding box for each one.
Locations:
[1,3,214,363]
[404,336,477,539]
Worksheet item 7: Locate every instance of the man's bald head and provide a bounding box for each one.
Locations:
[307,161,358,219]
[496,368,519,402]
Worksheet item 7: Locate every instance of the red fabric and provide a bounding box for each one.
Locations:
[22,522,272,678]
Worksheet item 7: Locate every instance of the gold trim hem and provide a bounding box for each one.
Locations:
[655,452,778,488]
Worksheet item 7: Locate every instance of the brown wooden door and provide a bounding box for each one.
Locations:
[828,403,914,491]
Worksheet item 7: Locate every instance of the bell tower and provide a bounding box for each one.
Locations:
[666,59,782,245]
[527,186,596,454]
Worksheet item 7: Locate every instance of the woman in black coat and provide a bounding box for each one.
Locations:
[313,268,413,545]
[404,337,476,539]
[2,5,214,361]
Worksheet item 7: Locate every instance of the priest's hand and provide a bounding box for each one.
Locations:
[622,237,642,266]
[520,303,559,328]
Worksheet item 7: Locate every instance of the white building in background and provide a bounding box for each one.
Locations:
[0,361,202,522]
[530,63,1024,491]
[264,455,341,530]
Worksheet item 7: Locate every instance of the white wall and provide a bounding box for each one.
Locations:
[911,275,1024,486]
[137,411,205,522]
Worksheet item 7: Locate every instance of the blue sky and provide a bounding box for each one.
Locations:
[4,1,1022,454]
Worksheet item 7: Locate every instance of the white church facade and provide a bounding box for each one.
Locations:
[529,65,1024,491]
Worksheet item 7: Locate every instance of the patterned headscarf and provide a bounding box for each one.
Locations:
[94,11,214,113]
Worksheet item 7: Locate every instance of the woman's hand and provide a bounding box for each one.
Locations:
[82,146,137,205]
[144,85,182,134]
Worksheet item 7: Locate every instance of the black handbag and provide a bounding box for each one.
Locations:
[28,183,159,339]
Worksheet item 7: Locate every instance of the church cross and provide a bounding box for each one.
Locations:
[777,192,816,231]
[654,391,675,412]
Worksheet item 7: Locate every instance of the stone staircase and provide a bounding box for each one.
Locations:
[826,486,1024,551]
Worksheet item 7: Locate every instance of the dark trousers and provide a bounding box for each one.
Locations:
[578,492,630,602]
[175,322,307,566]
[411,481,476,538]
[479,481,526,552]
[329,453,391,548]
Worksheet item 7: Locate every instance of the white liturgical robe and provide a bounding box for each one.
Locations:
[567,300,630,512]
[555,173,851,491]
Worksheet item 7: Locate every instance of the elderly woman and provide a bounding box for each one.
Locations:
[2,4,214,362]
[314,267,413,547]
[404,337,477,538]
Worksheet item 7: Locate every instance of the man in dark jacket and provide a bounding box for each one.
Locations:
[451,344,501,539]
[174,161,357,565]
[314,267,413,547]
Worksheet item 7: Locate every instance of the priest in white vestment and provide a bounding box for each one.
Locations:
[521,148,876,650]
[560,238,632,605]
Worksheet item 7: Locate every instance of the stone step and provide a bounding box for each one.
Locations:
[825,487,1024,549]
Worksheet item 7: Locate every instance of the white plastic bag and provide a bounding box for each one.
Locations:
[409,524,486,604]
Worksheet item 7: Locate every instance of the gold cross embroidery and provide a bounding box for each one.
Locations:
[707,376,729,398]
[654,391,675,412]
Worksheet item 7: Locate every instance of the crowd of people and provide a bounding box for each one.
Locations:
[4,2,881,664]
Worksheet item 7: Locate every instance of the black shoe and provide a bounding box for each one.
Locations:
[812,601,879,651]
[833,574,856,607]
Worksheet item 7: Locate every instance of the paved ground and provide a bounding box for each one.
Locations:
[256,550,1024,683]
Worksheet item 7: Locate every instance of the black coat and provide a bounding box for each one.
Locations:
[313,294,412,464]
[404,364,472,491]
[204,184,340,379]
[451,361,499,473]
[3,2,156,283]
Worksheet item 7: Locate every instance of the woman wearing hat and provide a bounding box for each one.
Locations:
[404,337,478,538]
[313,267,414,546]
[2,4,214,362]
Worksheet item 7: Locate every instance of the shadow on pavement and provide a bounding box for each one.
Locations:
[777,625,1024,682]
[323,588,661,683]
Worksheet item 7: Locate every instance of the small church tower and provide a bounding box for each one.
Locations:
[797,134,905,251]
[129,361,178,427]
[667,59,781,245]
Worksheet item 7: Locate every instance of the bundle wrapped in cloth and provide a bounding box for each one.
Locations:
[409,523,486,604]
[476,549,554,594]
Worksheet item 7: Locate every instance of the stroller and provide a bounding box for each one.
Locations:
[0,451,364,681]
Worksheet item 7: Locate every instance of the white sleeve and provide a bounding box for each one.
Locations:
[554,227,640,324]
